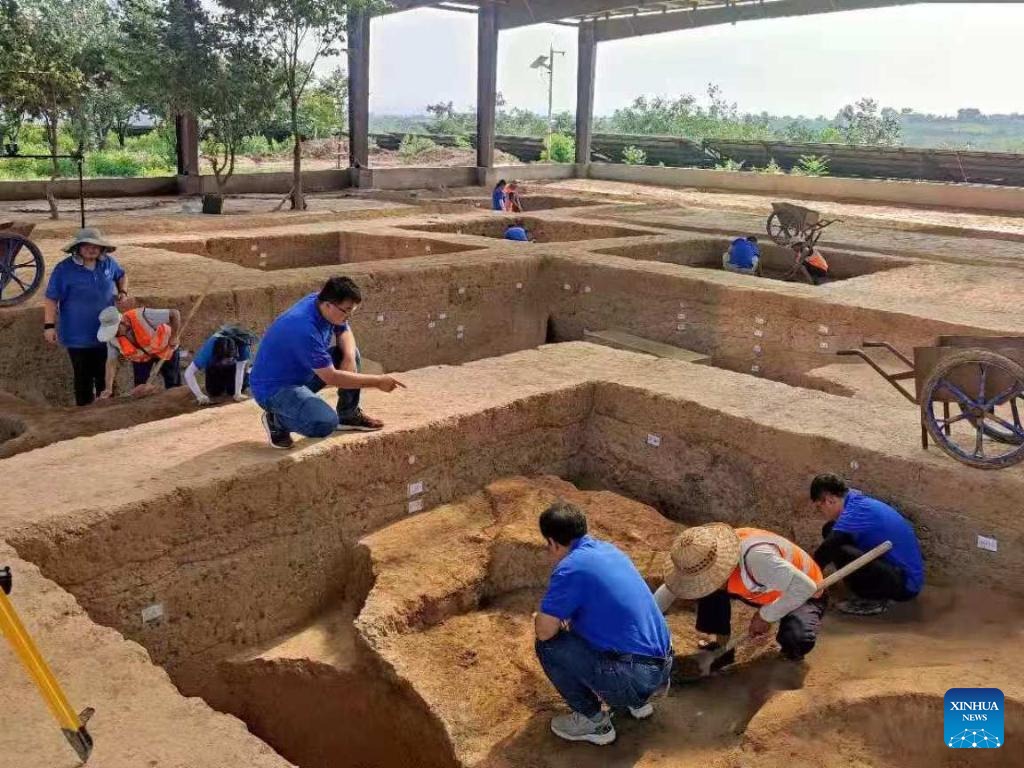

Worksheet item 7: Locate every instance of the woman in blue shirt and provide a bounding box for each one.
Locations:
[491,179,507,211]
[43,228,129,406]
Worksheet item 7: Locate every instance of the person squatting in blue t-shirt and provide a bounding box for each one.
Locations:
[248,277,407,449]
[811,473,924,616]
[533,501,672,746]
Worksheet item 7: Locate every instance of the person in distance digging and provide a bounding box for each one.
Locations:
[249,276,405,449]
[97,305,182,399]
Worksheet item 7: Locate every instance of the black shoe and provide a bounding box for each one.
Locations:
[336,409,384,432]
[261,413,294,449]
[837,598,889,616]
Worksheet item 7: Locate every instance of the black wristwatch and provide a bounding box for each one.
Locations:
[44,322,55,330]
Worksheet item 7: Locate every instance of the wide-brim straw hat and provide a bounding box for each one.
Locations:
[663,523,741,600]
[63,227,117,253]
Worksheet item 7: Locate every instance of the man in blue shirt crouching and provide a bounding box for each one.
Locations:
[534,502,672,746]
[811,474,924,616]
[250,277,406,449]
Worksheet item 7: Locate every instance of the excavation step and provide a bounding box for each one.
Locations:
[584,328,710,364]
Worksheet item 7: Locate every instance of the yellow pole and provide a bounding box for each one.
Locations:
[0,568,93,762]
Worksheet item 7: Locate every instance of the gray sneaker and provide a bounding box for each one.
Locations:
[628,702,654,719]
[550,711,616,745]
[837,598,889,616]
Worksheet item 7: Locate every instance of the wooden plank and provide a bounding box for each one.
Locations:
[584,329,711,364]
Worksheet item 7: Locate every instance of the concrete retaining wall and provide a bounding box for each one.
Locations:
[197,169,351,195]
[586,163,1024,214]
[0,175,179,201]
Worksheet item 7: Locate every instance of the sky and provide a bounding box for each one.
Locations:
[352,3,1024,118]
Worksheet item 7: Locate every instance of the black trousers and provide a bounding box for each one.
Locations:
[696,590,827,660]
[205,364,249,397]
[67,346,107,406]
[818,522,916,602]
[132,349,182,389]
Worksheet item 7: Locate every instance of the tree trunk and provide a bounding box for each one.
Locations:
[44,114,60,220]
[290,95,304,211]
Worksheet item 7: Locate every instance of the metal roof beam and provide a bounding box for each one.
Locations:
[593,0,925,41]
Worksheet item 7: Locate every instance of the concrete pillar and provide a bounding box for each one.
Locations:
[347,8,370,171]
[575,21,597,167]
[476,5,498,170]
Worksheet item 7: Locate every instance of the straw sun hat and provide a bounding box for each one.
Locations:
[663,523,741,600]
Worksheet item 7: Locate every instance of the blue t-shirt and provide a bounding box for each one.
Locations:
[249,294,347,403]
[44,255,125,348]
[504,226,529,242]
[193,333,251,370]
[492,188,507,211]
[728,238,759,269]
[835,490,924,594]
[540,535,671,657]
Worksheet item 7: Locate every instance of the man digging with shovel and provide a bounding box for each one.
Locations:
[97,305,182,400]
[661,524,826,678]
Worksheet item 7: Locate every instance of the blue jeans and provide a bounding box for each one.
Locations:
[535,631,672,718]
[258,348,361,438]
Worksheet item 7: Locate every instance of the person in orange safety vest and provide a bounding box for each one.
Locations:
[793,241,830,285]
[661,523,826,670]
[97,306,182,398]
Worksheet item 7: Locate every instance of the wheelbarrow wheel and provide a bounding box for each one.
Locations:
[766,212,796,245]
[0,233,45,307]
[921,349,1024,469]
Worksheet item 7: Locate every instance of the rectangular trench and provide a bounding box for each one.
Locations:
[6,374,1022,768]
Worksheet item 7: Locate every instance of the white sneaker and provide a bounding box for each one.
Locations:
[628,702,654,719]
[550,711,616,745]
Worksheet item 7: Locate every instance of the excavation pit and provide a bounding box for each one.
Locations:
[595,239,904,282]
[5,182,1024,768]
[138,231,484,270]
[400,217,651,243]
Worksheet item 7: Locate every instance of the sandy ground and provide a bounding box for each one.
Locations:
[550,178,1024,236]
[3,179,1024,768]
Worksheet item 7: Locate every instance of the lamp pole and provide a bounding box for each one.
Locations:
[531,45,565,158]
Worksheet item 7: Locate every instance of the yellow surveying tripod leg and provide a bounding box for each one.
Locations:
[0,567,94,763]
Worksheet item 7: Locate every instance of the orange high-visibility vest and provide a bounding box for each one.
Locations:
[115,309,173,363]
[805,250,829,272]
[725,528,823,606]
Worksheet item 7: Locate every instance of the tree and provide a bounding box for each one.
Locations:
[3,0,113,216]
[201,41,281,193]
[834,98,901,146]
[116,0,218,120]
[316,65,348,133]
[220,0,380,210]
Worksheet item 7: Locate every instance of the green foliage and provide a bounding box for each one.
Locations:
[792,154,830,176]
[758,158,785,175]
[398,134,436,158]
[714,158,745,172]
[834,98,901,146]
[603,85,772,142]
[540,133,574,163]
[621,145,647,165]
[452,134,472,150]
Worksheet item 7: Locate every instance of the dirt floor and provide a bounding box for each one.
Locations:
[2,179,1023,768]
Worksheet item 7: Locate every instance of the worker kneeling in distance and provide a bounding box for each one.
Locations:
[663,523,825,670]
[534,502,672,746]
